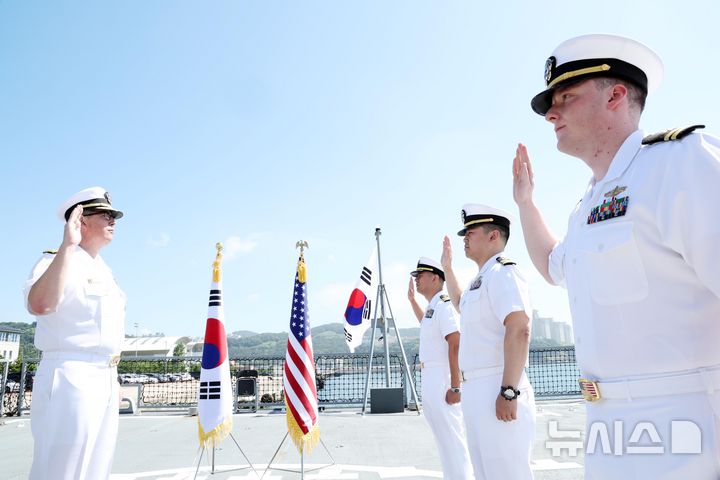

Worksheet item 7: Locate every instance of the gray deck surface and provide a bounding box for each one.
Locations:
[0,400,586,479]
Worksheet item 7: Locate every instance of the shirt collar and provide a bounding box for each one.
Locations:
[428,291,444,309]
[595,129,644,185]
[478,252,505,276]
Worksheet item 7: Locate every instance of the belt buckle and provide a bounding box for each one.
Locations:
[109,355,121,367]
[579,378,601,402]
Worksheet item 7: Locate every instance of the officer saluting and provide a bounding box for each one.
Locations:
[407,257,474,479]
[441,204,535,480]
[514,34,720,478]
[24,187,126,480]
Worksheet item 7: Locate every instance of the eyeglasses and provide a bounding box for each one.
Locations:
[84,212,116,222]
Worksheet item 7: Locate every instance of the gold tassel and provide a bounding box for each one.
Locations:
[213,243,223,283]
[297,257,307,284]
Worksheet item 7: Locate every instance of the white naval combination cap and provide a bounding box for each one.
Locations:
[531,33,664,115]
[458,203,512,237]
[410,257,445,281]
[57,186,124,221]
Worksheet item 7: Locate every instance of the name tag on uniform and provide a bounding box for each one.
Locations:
[424,308,434,318]
[84,279,110,297]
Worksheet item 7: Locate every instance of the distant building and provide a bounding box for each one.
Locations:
[531,310,573,345]
[531,311,553,342]
[0,326,21,362]
[562,323,573,344]
[185,339,204,358]
[121,336,191,358]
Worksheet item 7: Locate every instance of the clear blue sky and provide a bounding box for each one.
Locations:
[2,1,718,340]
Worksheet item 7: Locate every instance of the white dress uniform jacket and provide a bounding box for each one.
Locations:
[24,246,126,480]
[459,254,535,480]
[549,129,720,478]
[419,292,474,479]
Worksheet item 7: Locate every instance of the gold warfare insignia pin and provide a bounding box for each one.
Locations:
[604,185,627,198]
[544,56,556,85]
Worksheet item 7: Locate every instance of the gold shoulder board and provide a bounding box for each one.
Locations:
[496,256,516,266]
[642,124,705,145]
[440,294,451,302]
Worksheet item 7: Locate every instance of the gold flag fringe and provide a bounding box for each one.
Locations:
[198,415,233,449]
[285,398,320,454]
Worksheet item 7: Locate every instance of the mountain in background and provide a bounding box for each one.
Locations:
[227,322,421,358]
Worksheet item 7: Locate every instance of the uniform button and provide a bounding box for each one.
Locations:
[572,296,577,304]
[572,257,577,265]
[597,243,604,252]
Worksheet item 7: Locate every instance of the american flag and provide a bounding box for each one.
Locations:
[284,254,320,452]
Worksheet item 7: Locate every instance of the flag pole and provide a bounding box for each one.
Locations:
[361,227,421,414]
[263,242,334,478]
[192,243,258,479]
[374,228,393,387]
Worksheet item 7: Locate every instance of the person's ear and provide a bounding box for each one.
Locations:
[607,84,628,111]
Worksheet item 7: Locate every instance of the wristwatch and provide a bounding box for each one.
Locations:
[450,386,461,393]
[500,385,520,401]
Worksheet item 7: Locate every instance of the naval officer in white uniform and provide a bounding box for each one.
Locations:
[25,187,126,480]
[408,257,474,480]
[441,204,535,480]
[514,34,720,478]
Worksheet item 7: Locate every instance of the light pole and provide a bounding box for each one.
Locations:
[134,322,139,357]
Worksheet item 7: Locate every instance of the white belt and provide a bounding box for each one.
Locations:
[42,350,121,367]
[461,365,504,382]
[420,361,447,369]
[580,367,720,402]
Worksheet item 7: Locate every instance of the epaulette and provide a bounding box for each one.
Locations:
[496,256,516,266]
[439,294,451,302]
[641,124,705,145]
[43,250,58,255]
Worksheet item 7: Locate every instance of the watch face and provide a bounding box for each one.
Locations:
[503,388,516,398]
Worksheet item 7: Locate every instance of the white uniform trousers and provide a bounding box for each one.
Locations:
[421,365,474,479]
[30,358,120,480]
[461,371,535,480]
[584,390,720,479]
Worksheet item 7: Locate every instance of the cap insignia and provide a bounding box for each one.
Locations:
[544,56,556,85]
[461,209,467,225]
[104,191,112,204]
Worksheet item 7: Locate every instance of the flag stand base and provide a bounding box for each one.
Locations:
[192,432,259,479]
[261,431,336,479]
